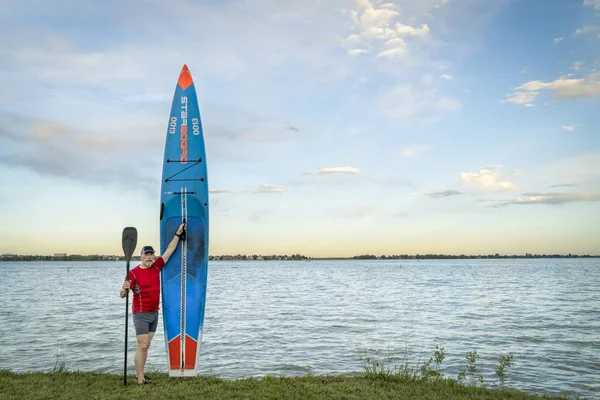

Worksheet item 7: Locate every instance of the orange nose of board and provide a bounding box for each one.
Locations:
[177,64,194,90]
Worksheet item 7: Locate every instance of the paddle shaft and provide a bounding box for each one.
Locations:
[121,227,137,385]
[123,260,130,385]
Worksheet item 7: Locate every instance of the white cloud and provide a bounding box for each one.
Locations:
[584,0,600,9]
[571,61,585,72]
[379,3,399,10]
[259,184,285,193]
[460,166,516,192]
[394,22,430,37]
[0,116,163,192]
[438,74,453,80]
[495,192,600,207]
[377,37,407,58]
[574,25,600,35]
[503,71,600,106]
[303,167,360,175]
[425,190,463,198]
[377,84,461,119]
[562,125,575,132]
[209,184,285,194]
[501,91,539,106]
[398,145,431,157]
[553,37,564,44]
[346,0,430,58]
[348,48,371,56]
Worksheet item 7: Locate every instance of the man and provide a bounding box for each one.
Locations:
[121,222,186,384]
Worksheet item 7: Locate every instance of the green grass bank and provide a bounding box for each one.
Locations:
[0,370,575,400]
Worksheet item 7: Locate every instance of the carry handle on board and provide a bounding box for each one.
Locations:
[180,218,187,241]
[121,227,137,385]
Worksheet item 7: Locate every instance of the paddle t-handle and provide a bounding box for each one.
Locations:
[121,226,137,385]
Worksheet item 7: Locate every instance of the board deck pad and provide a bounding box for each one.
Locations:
[160,64,209,377]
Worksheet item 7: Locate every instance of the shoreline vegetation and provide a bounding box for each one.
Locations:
[1,253,598,262]
[0,348,579,400]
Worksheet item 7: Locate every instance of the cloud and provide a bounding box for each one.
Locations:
[438,74,453,80]
[390,211,411,218]
[584,0,600,9]
[0,0,365,113]
[376,84,461,119]
[397,145,431,157]
[574,25,600,35]
[377,38,407,58]
[303,167,360,175]
[502,70,600,106]
[548,183,578,188]
[460,166,516,192]
[348,48,371,56]
[553,37,564,44]
[205,110,302,144]
[571,61,586,72]
[425,190,464,198]
[346,0,430,59]
[209,184,284,194]
[0,113,162,192]
[494,192,600,207]
[562,125,576,132]
[258,184,285,193]
[501,91,539,106]
[395,23,430,37]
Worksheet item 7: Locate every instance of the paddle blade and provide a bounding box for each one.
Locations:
[122,227,138,261]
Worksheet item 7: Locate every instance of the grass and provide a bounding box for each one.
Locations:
[0,369,573,400]
[0,346,582,400]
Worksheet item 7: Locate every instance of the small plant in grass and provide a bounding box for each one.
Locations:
[495,352,515,384]
[52,345,69,373]
[362,351,394,380]
[362,350,421,382]
[52,361,68,373]
[420,345,445,380]
[457,350,484,386]
[363,345,517,391]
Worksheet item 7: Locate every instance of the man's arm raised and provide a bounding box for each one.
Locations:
[161,222,186,263]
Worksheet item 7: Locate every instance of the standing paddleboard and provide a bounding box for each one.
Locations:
[160,64,209,377]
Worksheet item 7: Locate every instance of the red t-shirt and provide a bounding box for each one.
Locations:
[127,256,165,314]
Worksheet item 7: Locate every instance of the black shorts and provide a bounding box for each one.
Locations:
[132,311,159,335]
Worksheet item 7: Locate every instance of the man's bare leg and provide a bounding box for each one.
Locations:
[135,334,151,384]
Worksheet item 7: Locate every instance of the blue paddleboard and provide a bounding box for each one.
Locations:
[160,64,209,377]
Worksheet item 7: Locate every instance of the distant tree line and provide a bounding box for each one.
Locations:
[209,254,308,261]
[351,253,598,260]
[2,252,597,262]
[0,254,309,262]
[0,254,136,262]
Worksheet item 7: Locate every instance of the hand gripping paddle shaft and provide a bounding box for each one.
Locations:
[122,227,137,385]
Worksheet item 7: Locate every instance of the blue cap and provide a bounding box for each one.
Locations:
[141,246,155,254]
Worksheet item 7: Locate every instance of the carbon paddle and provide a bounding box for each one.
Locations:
[121,227,137,385]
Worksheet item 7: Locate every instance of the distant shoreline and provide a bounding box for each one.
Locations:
[1,254,598,262]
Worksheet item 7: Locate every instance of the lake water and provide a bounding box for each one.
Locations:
[0,259,598,399]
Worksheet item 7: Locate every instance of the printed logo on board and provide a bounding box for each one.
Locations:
[180,96,188,164]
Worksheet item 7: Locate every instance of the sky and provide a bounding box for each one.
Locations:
[0,0,599,257]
